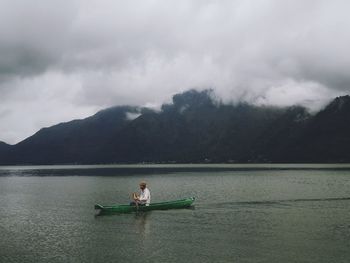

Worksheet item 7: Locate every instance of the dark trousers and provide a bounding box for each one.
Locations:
[130,201,146,206]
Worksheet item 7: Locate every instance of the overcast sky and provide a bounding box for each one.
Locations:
[1,0,350,144]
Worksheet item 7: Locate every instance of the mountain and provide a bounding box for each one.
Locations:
[0,90,350,164]
[103,91,286,163]
[287,95,350,162]
[0,141,11,152]
[1,106,141,164]
[246,106,312,162]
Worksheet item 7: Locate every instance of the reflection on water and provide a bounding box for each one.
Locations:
[95,211,151,239]
[134,212,151,237]
[2,163,350,177]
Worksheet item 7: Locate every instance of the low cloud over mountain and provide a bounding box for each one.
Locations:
[1,90,350,164]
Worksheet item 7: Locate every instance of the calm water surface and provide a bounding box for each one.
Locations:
[1,164,350,263]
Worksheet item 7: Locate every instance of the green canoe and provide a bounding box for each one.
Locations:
[95,197,195,214]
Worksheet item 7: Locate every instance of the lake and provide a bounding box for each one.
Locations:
[1,164,350,262]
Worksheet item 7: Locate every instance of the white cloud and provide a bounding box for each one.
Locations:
[253,80,336,111]
[126,112,141,121]
[0,71,98,144]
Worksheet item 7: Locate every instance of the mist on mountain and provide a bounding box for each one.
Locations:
[0,90,349,165]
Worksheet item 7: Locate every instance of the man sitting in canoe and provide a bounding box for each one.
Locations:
[130,181,151,206]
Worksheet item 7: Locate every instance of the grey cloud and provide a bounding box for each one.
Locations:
[2,0,350,89]
[0,0,77,78]
[1,0,350,143]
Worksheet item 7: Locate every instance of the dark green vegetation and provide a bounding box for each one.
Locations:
[95,197,195,214]
[1,90,350,164]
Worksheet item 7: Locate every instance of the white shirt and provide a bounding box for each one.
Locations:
[139,187,151,205]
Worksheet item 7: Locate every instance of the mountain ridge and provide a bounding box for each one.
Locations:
[1,90,350,164]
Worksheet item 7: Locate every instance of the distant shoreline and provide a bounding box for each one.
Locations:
[2,163,350,170]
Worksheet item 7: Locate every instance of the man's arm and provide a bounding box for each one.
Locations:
[139,189,150,201]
